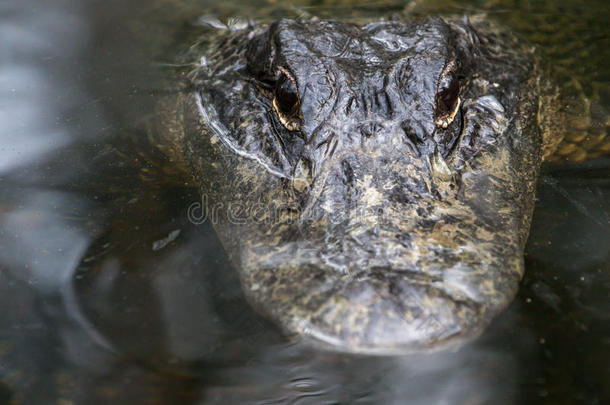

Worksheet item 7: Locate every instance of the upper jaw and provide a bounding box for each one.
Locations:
[234,171,527,353]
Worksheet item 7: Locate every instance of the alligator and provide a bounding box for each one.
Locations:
[152,15,608,355]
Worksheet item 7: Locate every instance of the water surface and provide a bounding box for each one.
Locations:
[0,0,608,403]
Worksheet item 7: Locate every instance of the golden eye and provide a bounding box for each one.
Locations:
[273,67,302,131]
[435,63,461,129]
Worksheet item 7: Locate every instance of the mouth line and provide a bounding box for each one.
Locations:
[297,314,486,356]
[295,271,487,355]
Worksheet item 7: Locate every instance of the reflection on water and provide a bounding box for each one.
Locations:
[0,0,105,173]
[0,0,608,403]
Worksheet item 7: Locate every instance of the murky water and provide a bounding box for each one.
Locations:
[0,0,608,403]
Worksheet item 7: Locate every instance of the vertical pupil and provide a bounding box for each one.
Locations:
[437,75,459,114]
[275,74,298,115]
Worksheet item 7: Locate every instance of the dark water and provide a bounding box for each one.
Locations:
[0,0,608,404]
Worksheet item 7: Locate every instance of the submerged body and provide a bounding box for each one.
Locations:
[157,15,577,354]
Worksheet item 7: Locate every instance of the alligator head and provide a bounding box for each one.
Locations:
[160,16,554,354]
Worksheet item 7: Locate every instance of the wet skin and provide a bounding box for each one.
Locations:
[156,15,562,354]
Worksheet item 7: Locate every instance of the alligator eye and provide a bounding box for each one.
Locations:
[273,67,302,131]
[435,68,461,129]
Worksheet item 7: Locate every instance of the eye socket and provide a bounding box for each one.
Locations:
[435,67,461,129]
[272,67,302,131]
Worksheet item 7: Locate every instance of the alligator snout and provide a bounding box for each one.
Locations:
[235,152,524,353]
[237,202,521,354]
